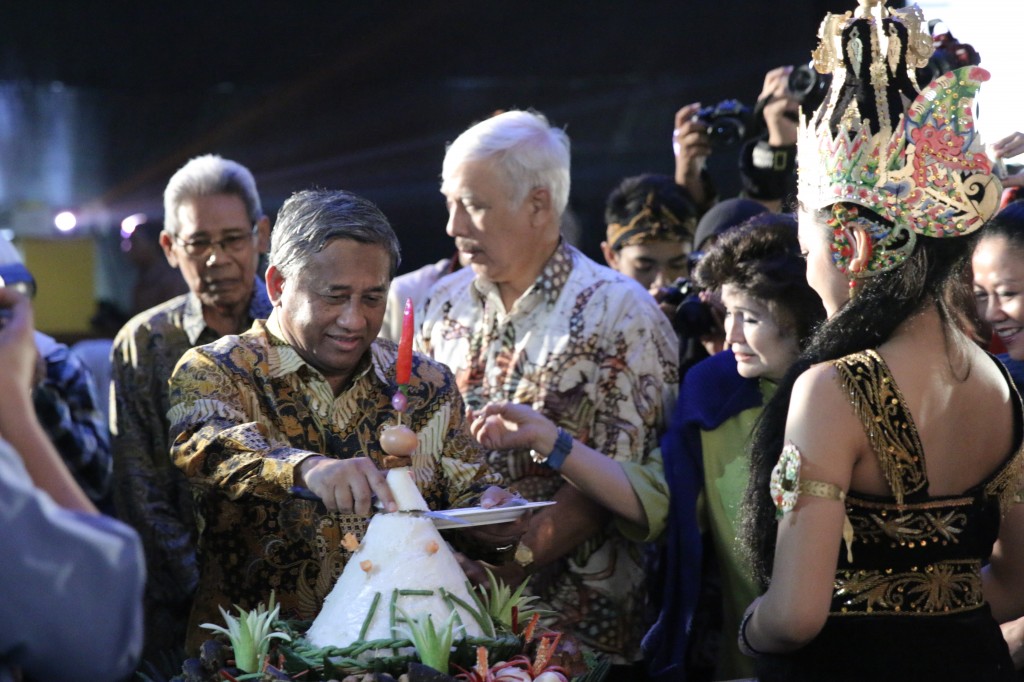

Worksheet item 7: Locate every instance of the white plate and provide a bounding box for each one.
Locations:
[433,500,556,530]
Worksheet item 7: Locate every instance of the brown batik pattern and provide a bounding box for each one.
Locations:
[420,241,679,663]
[168,317,498,652]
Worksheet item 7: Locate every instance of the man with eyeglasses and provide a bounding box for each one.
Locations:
[110,154,272,665]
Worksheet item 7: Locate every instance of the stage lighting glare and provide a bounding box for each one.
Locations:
[54,211,77,232]
[120,212,147,238]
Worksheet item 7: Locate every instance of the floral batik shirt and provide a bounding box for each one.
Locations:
[167,313,499,652]
[110,280,272,658]
[419,241,679,664]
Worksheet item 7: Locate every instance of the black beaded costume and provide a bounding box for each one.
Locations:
[757,350,1024,681]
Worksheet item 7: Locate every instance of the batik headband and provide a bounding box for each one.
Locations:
[606,191,695,250]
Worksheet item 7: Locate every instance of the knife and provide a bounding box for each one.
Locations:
[289,486,468,525]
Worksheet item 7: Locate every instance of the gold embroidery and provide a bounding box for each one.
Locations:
[851,496,973,511]
[850,506,969,548]
[984,441,1024,514]
[833,560,983,616]
[832,349,926,504]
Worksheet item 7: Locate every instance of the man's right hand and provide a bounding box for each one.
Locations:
[298,456,396,514]
[673,102,713,208]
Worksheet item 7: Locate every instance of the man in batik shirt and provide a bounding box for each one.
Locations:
[420,110,678,677]
[168,189,512,653]
[111,154,272,662]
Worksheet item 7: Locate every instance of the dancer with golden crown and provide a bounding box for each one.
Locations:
[734,1,1024,679]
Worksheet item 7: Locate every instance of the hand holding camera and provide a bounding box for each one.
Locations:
[758,66,800,147]
[673,102,714,208]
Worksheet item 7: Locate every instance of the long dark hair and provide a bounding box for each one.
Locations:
[740,204,979,588]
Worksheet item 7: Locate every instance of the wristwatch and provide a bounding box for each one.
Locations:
[514,541,535,568]
[529,427,573,471]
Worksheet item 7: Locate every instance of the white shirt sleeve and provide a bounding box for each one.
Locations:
[0,439,145,681]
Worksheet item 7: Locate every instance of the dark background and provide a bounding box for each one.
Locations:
[0,0,856,271]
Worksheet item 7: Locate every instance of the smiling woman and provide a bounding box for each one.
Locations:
[973,202,1024,363]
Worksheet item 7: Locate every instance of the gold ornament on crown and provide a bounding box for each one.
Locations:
[797,0,1002,278]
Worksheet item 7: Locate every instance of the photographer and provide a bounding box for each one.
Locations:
[602,173,698,293]
[674,63,818,219]
[603,174,727,378]
[672,103,715,213]
[738,65,801,212]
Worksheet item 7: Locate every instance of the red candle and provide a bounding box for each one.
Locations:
[396,298,413,387]
[391,298,413,414]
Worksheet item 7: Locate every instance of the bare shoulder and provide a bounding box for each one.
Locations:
[785,361,863,473]
[791,361,847,408]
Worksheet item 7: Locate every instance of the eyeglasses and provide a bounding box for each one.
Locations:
[172,225,258,259]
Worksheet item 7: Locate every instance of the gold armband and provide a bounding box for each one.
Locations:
[771,442,855,562]
[800,480,846,503]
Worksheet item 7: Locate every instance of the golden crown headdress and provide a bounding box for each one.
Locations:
[797,0,1002,276]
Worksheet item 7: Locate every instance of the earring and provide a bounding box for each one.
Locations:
[848,262,862,299]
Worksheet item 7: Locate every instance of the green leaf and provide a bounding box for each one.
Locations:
[198,591,291,674]
[476,568,553,630]
[397,609,459,673]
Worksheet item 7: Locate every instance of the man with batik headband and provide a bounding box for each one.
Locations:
[420,110,678,680]
[602,174,713,378]
[602,173,698,293]
[732,1,1024,680]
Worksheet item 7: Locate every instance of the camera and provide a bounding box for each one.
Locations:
[696,100,757,149]
[787,63,832,113]
[660,277,715,340]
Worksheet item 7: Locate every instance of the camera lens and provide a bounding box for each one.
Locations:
[787,63,831,113]
[697,100,754,149]
[673,296,714,340]
[787,65,816,98]
[707,118,745,148]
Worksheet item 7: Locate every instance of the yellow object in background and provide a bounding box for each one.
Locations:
[21,237,95,337]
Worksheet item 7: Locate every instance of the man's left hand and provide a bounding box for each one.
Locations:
[455,552,529,590]
[460,486,531,549]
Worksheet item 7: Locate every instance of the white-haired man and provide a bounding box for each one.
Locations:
[419,110,678,678]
